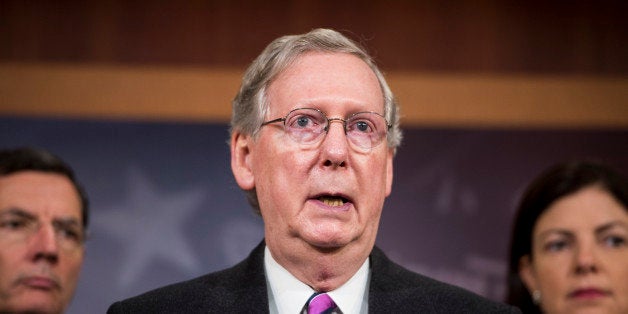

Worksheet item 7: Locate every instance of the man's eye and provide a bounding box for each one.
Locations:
[296,117,310,127]
[0,219,28,230]
[602,235,626,248]
[289,115,317,129]
[57,227,83,242]
[349,120,374,133]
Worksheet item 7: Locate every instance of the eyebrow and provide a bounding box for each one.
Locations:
[0,207,81,226]
[537,229,573,240]
[595,221,628,234]
[53,217,82,229]
[0,207,37,220]
[537,220,628,239]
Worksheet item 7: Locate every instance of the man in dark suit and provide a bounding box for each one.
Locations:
[108,28,520,313]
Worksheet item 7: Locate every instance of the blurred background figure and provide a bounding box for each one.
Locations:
[0,147,89,314]
[506,161,628,313]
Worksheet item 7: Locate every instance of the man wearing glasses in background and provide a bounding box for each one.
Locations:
[108,28,519,313]
[0,147,88,314]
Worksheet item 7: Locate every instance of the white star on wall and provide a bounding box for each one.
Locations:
[95,167,207,288]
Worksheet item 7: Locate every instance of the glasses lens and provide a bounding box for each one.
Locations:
[284,108,327,144]
[346,112,388,149]
[280,109,388,149]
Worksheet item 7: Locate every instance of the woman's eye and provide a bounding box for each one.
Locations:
[544,240,569,252]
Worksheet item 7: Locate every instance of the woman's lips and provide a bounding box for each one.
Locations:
[568,288,611,300]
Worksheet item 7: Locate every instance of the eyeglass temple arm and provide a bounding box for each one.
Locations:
[260,117,286,126]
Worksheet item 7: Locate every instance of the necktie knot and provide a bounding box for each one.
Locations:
[307,292,337,314]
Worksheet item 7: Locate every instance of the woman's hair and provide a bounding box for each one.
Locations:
[505,160,628,313]
[230,28,402,214]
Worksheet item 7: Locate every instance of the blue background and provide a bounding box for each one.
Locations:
[2,116,627,313]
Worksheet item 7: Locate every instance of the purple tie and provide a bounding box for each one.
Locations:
[307,292,337,314]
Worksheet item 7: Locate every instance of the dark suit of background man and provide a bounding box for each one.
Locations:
[108,28,521,313]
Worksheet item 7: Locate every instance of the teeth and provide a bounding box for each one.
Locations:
[320,196,344,207]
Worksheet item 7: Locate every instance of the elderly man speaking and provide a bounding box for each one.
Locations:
[108,28,520,314]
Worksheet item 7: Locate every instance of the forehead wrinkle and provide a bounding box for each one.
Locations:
[267,53,382,116]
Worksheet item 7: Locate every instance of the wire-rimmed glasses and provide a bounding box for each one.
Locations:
[260,108,391,150]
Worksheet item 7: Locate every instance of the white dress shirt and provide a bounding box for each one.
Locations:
[264,246,370,313]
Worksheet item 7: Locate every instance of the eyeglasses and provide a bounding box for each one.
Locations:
[261,108,391,150]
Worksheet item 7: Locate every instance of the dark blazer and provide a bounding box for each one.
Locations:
[107,241,520,313]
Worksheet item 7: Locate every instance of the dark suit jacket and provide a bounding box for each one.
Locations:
[107,241,520,313]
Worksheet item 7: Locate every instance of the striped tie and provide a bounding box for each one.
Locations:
[307,292,337,314]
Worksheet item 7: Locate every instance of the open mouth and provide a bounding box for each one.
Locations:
[317,195,350,207]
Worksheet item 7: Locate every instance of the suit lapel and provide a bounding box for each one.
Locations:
[225,240,270,313]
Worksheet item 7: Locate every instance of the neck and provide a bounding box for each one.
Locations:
[266,238,372,292]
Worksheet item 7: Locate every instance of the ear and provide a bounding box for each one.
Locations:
[230,131,255,190]
[385,149,394,197]
[518,255,539,293]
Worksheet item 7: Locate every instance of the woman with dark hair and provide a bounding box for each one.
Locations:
[506,161,628,313]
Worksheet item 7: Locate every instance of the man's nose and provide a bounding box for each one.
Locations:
[30,224,60,264]
[321,120,349,168]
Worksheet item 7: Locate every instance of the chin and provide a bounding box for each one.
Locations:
[305,230,356,249]
[309,239,347,250]
[10,295,64,314]
[3,305,62,314]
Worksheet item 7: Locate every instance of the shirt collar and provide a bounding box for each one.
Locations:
[264,246,370,314]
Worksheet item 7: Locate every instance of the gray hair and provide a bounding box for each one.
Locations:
[230,28,402,213]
